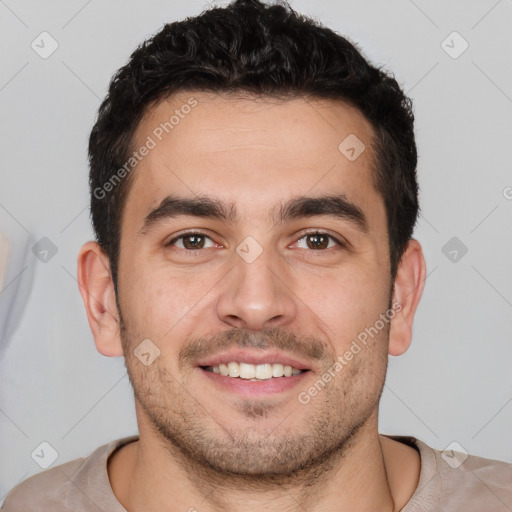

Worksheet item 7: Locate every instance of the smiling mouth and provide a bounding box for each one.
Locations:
[201,362,309,381]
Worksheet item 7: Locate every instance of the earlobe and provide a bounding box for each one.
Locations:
[388,239,426,357]
[77,241,124,357]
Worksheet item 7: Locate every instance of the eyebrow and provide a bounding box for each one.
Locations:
[138,195,237,235]
[138,193,368,234]
[274,194,368,232]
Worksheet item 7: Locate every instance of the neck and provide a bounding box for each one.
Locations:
[109,411,402,512]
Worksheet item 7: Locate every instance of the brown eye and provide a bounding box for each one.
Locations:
[296,232,341,251]
[306,233,329,250]
[167,233,215,250]
[182,235,206,249]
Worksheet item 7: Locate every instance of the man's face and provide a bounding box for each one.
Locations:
[116,92,393,476]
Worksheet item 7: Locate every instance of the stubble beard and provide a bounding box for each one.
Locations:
[119,314,388,485]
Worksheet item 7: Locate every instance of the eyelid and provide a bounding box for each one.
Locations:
[293,229,346,249]
[166,229,346,251]
[166,230,218,247]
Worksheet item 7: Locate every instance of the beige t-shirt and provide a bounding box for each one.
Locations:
[2,435,511,511]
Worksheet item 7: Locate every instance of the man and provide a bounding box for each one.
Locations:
[3,0,511,510]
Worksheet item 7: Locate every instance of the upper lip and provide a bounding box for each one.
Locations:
[197,349,313,371]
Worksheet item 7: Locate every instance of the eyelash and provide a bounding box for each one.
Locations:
[166,230,345,253]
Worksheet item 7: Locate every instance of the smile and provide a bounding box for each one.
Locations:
[203,362,305,380]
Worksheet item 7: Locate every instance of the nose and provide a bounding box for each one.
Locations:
[216,248,297,331]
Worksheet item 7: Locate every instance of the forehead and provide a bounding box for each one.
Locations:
[125,91,381,228]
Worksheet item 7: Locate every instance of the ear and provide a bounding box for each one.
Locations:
[77,241,123,357]
[388,238,426,356]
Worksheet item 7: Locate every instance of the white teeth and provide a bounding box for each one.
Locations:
[272,363,284,377]
[255,363,273,379]
[240,362,256,379]
[228,362,240,378]
[206,362,304,379]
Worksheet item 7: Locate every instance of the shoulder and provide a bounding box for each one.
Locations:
[432,443,512,510]
[390,435,512,511]
[2,457,87,512]
[1,436,137,512]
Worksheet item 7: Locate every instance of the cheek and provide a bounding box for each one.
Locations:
[304,265,390,349]
[121,263,217,341]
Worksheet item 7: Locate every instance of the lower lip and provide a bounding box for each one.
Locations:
[199,368,310,397]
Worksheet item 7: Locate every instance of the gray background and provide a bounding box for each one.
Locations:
[1,0,511,502]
